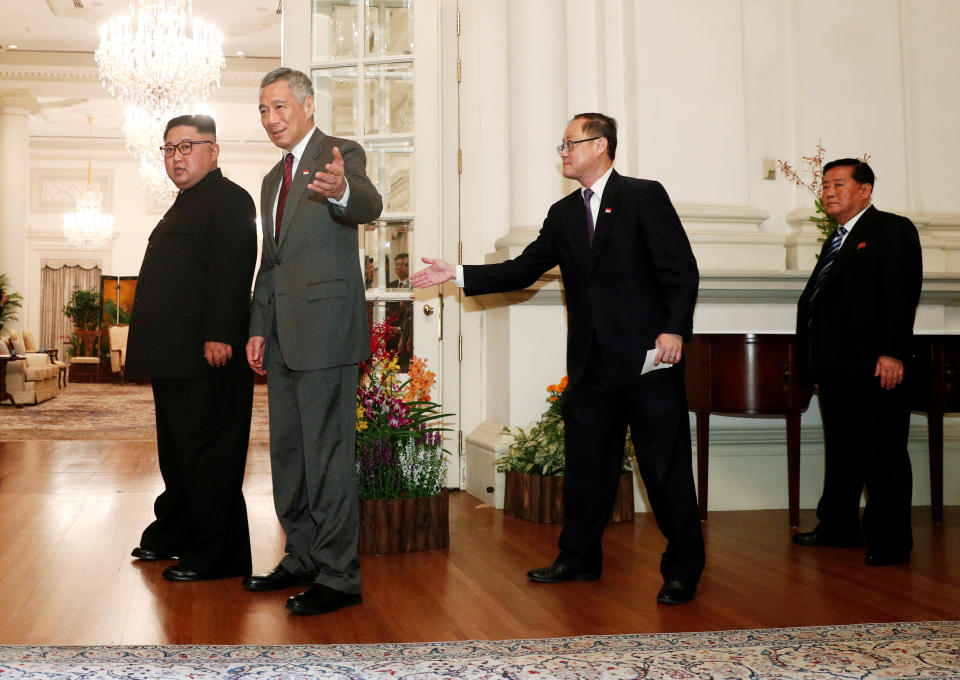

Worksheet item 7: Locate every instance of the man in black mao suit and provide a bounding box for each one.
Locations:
[413,113,704,604]
[125,114,258,581]
[794,159,922,566]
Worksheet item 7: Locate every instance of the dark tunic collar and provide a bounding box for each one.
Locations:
[174,167,223,204]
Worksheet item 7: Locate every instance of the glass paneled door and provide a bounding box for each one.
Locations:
[309,0,458,486]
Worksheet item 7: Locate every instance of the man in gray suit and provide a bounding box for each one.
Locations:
[244,67,383,615]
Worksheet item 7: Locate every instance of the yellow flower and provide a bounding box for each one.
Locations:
[357,419,368,432]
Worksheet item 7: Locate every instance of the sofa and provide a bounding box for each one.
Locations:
[0,334,61,405]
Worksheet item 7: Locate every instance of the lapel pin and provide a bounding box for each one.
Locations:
[857,242,866,249]
[302,169,311,175]
[604,208,612,214]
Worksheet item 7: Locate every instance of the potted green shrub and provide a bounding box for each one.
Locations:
[497,377,635,524]
[0,274,24,330]
[62,287,107,368]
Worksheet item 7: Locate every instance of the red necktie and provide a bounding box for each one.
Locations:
[275,152,294,241]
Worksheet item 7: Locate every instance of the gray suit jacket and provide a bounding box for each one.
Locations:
[250,128,383,370]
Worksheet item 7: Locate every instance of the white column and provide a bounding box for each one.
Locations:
[506,0,568,229]
[0,91,35,323]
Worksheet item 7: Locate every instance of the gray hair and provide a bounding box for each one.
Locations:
[260,67,314,103]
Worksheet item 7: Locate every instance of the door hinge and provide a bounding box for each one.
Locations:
[458,334,463,362]
[458,241,462,264]
[456,9,462,36]
[456,57,462,83]
[458,429,463,455]
[457,148,462,174]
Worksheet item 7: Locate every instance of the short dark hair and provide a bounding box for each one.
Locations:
[396,253,408,261]
[823,158,875,188]
[571,112,617,160]
[164,114,216,140]
[260,67,314,103]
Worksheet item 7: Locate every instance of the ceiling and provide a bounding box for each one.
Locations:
[0,0,282,144]
[0,0,282,58]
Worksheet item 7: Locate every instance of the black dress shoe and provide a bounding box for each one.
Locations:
[657,580,697,605]
[527,562,600,583]
[162,565,201,582]
[286,583,362,615]
[242,565,316,591]
[791,530,863,548]
[865,550,911,566]
[131,546,176,561]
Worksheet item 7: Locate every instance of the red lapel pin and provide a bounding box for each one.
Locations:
[857,242,866,249]
[604,208,612,214]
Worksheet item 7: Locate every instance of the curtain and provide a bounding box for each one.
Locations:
[40,263,101,352]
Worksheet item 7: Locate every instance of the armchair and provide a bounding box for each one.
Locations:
[108,325,129,383]
[0,336,60,405]
[23,328,68,388]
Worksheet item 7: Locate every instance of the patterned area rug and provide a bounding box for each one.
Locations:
[0,383,270,441]
[0,621,957,679]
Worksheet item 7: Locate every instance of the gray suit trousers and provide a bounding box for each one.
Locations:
[265,324,361,594]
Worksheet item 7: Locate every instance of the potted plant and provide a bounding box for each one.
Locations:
[355,320,451,554]
[0,274,24,330]
[62,287,106,358]
[497,377,635,524]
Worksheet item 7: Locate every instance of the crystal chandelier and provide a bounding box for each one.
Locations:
[138,153,179,204]
[95,0,225,113]
[124,106,178,203]
[63,119,116,249]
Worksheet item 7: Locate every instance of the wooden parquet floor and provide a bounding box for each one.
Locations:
[0,440,956,645]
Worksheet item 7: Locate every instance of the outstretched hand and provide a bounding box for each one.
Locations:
[411,257,457,288]
[307,146,346,200]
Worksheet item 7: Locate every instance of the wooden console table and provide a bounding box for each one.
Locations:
[684,333,813,526]
[908,335,960,524]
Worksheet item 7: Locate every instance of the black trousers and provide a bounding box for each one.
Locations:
[140,366,254,577]
[558,352,704,582]
[815,375,913,554]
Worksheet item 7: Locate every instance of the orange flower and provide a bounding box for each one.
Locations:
[404,355,436,402]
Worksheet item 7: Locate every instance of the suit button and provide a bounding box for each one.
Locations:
[277,259,284,265]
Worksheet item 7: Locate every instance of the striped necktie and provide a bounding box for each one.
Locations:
[274,152,294,242]
[809,226,847,305]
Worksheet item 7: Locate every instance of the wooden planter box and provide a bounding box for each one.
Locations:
[503,471,634,524]
[358,489,449,555]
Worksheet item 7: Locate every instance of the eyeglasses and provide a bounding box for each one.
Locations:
[160,140,214,157]
[556,137,600,154]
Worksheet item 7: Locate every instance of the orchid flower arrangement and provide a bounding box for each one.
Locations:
[355,320,449,500]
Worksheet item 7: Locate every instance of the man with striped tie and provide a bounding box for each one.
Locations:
[794,159,922,567]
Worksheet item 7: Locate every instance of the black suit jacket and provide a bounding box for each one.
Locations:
[126,169,258,380]
[464,171,699,385]
[796,205,922,388]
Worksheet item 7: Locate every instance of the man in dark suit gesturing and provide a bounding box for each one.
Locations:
[412,113,704,604]
[125,114,258,582]
[794,159,922,566]
[244,68,383,614]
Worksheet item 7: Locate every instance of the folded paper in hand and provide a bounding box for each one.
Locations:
[641,348,674,376]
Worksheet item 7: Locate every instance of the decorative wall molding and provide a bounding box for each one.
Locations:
[30,168,113,212]
[677,204,770,232]
[29,138,279,164]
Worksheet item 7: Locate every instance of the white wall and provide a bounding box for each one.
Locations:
[459,0,960,510]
